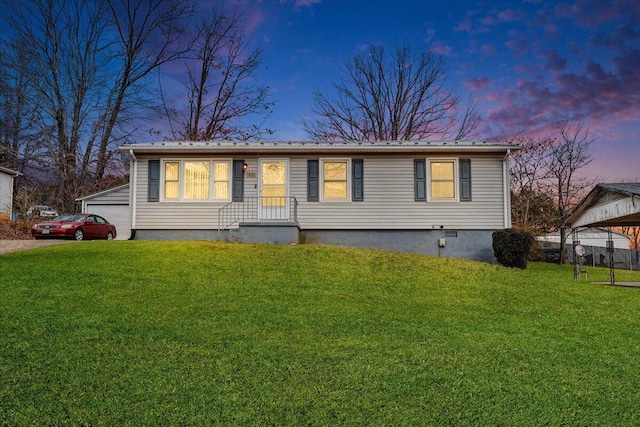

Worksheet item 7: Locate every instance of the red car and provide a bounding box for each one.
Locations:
[31,213,117,241]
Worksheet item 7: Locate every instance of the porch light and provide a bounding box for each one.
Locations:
[242,163,248,171]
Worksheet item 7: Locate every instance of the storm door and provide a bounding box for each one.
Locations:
[258,159,289,220]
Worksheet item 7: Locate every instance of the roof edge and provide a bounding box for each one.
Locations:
[0,165,22,176]
[120,140,520,153]
[76,183,130,201]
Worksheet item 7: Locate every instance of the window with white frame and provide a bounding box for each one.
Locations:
[428,159,457,200]
[162,160,231,201]
[164,161,179,199]
[321,159,349,201]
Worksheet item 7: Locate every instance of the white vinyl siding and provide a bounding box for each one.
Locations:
[0,172,14,216]
[293,155,504,230]
[133,154,506,230]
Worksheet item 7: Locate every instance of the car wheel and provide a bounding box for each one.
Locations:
[106,232,114,240]
[74,228,85,241]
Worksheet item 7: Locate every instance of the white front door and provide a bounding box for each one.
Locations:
[259,159,289,220]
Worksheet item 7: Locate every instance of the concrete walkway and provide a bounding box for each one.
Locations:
[594,281,640,288]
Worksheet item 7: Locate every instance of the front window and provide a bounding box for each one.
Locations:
[162,160,231,201]
[321,159,349,201]
[184,161,210,200]
[429,160,456,200]
[164,162,179,199]
[214,162,230,200]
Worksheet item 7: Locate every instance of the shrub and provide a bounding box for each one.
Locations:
[492,229,535,269]
[0,219,35,240]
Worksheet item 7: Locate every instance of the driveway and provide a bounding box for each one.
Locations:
[0,240,76,255]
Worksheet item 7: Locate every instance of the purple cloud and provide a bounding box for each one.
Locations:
[464,77,491,91]
[497,9,519,22]
[287,0,322,9]
[504,30,529,56]
[554,0,636,28]
[481,44,496,55]
[487,47,640,136]
[431,41,452,56]
[543,49,567,72]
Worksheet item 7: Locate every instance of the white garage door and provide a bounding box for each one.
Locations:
[85,204,130,240]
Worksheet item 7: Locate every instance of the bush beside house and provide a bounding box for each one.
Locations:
[492,229,535,269]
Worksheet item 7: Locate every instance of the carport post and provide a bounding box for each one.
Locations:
[572,229,580,281]
[607,226,615,285]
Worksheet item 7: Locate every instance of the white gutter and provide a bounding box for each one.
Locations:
[120,143,522,155]
[503,149,512,228]
[129,149,138,231]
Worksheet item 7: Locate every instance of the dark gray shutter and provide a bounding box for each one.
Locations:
[232,160,244,202]
[460,159,472,201]
[148,160,160,202]
[352,159,363,201]
[307,160,319,202]
[414,159,426,201]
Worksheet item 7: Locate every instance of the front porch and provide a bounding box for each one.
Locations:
[218,196,299,244]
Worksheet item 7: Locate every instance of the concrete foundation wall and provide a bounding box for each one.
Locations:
[135,229,220,240]
[134,227,496,262]
[302,229,496,262]
[237,222,299,244]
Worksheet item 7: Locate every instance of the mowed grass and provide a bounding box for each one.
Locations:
[1,241,640,425]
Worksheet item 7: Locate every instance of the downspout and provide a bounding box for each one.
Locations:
[128,149,137,240]
[503,149,512,228]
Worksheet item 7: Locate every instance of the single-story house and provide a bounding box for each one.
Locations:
[76,184,131,240]
[537,227,631,249]
[0,166,21,220]
[119,140,519,262]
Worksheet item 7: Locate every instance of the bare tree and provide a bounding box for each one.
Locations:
[620,226,639,268]
[93,0,194,179]
[303,44,479,141]
[509,135,557,234]
[0,36,45,180]
[1,0,192,212]
[546,115,597,264]
[162,6,273,141]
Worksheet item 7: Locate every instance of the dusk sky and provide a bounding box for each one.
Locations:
[159,0,640,182]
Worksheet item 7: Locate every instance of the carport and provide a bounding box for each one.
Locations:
[566,183,640,284]
[76,184,131,240]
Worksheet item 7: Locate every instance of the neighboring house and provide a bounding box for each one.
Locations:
[537,227,631,249]
[120,140,518,262]
[0,166,21,220]
[76,184,131,240]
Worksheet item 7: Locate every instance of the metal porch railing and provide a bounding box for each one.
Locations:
[217,196,298,237]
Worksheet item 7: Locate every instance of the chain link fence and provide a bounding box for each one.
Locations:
[537,241,639,271]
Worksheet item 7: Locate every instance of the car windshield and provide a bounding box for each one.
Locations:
[53,214,85,223]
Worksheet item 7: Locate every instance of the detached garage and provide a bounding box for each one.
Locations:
[77,184,131,240]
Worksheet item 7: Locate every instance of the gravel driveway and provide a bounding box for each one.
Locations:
[0,240,76,255]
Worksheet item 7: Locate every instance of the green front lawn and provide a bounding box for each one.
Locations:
[1,241,639,425]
